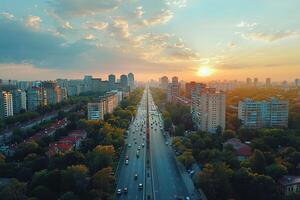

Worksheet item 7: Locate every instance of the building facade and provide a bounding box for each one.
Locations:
[238,98,289,129]
[191,88,226,133]
[1,91,14,118]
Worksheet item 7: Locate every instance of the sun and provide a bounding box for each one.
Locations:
[197,66,214,77]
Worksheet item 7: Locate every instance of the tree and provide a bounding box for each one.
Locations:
[250,149,266,174]
[266,164,288,180]
[177,150,195,169]
[58,192,80,200]
[195,163,233,200]
[30,185,54,200]
[91,167,115,199]
[0,179,27,200]
[174,124,185,136]
[61,165,88,195]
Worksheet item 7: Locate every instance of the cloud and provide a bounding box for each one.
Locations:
[25,15,41,30]
[228,42,236,48]
[62,21,73,29]
[83,34,96,40]
[0,16,93,68]
[142,9,173,26]
[84,21,108,30]
[50,0,121,17]
[236,21,257,28]
[242,31,299,42]
[134,6,144,18]
[166,0,187,8]
[0,12,15,20]
[108,17,130,39]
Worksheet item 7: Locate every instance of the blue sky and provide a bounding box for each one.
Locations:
[0,0,299,81]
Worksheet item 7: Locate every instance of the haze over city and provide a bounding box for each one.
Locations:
[1,0,300,81]
[1,1,300,200]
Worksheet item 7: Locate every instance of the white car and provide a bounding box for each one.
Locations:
[125,160,129,165]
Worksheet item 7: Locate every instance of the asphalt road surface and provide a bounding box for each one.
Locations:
[116,88,190,200]
[116,90,148,200]
[148,90,190,200]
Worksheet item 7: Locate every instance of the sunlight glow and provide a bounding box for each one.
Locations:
[197,66,214,77]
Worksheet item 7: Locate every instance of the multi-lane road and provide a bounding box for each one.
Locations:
[116,88,191,200]
[116,90,148,200]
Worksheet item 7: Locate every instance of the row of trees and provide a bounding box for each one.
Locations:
[150,88,193,136]
[0,88,144,200]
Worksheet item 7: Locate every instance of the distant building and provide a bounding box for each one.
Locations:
[185,82,206,99]
[238,98,289,129]
[172,76,179,84]
[88,101,106,120]
[108,74,116,90]
[254,77,258,87]
[87,91,121,120]
[12,89,27,114]
[266,78,272,87]
[26,86,45,111]
[42,81,58,105]
[84,75,93,92]
[159,76,169,89]
[1,91,14,118]
[191,88,226,133]
[167,83,180,102]
[295,79,300,87]
[120,74,128,91]
[128,73,135,91]
[246,77,252,85]
[279,176,300,197]
[223,138,251,161]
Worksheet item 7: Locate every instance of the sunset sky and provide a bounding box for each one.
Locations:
[0,0,299,81]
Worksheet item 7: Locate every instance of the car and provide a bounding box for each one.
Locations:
[128,143,132,147]
[137,146,141,150]
[124,187,128,194]
[117,189,122,195]
[125,160,129,165]
[125,155,129,160]
[135,141,137,144]
[142,143,145,148]
[185,197,190,200]
[165,141,169,145]
[138,183,143,190]
[134,173,138,180]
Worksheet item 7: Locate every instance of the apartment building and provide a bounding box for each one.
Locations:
[191,88,226,133]
[238,98,289,129]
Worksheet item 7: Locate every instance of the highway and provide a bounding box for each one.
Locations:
[116,88,191,200]
[148,90,190,200]
[116,90,148,200]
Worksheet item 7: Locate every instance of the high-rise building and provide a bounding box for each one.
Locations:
[1,91,14,118]
[42,81,58,105]
[87,91,121,120]
[246,77,252,85]
[167,83,180,102]
[295,79,300,87]
[88,101,106,120]
[26,86,45,111]
[84,75,93,92]
[159,76,169,89]
[12,89,27,114]
[191,88,226,133]
[172,76,179,84]
[108,74,116,90]
[128,73,135,91]
[238,98,289,129]
[120,74,128,90]
[254,78,258,87]
[185,82,206,99]
[266,78,271,87]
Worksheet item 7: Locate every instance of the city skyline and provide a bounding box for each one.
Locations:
[1,0,300,81]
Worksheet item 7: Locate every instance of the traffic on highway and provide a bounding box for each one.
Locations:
[116,88,191,200]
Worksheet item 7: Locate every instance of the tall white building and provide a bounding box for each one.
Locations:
[238,98,289,129]
[1,91,14,118]
[191,88,226,133]
[88,101,106,120]
[87,91,121,120]
[12,89,27,114]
